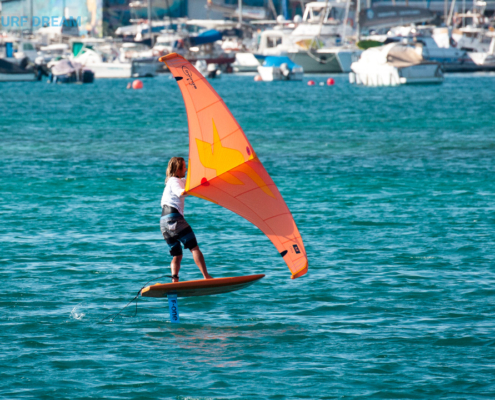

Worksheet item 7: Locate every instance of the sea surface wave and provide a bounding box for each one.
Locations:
[1,73,495,399]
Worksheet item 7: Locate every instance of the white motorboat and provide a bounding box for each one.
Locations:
[232,52,260,72]
[255,2,361,73]
[71,39,157,78]
[73,47,132,78]
[257,56,303,81]
[118,42,160,77]
[349,43,443,86]
[453,29,495,70]
[366,26,477,72]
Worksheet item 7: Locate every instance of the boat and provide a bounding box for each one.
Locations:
[467,32,495,69]
[195,60,222,78]
[71,39,156,78]
[118,42,160,77]
[36,43,72,66]
[48,59,94,84]
[232,52,260,72]
[153,20,236,70]
[0,58,38,82]
[257,56,303,81]
[349,42,443,86]
[0,39,45,81]
[255,2,362,73]
[453,28,495,70]
[73,46,132,78]
[364,26,477,72]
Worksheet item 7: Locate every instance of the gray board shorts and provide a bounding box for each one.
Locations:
[160,205,198,257]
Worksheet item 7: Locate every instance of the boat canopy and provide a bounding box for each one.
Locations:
[360,43,428,67]
[50,59,85,76]
[386,44,425,67]
[189,29,223,46]
[262,56,300,69]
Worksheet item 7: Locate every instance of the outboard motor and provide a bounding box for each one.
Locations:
[280,62,290,79]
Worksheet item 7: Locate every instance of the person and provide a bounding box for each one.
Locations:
[160,157,212,283]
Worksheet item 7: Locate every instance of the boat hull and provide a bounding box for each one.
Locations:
[258,66,303,81]
[0,72,36,82]
[131,58,160,77]
[287,51,341,73]
[350,63,443,86]
[87,63,132,79]
[287,48,361,73]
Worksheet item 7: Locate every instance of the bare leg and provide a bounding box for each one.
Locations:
[190,246,213,279]
[171,255,182,282]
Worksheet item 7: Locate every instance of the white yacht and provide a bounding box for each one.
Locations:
[255,2,361,73]
[118,42,160,77]
[349,42,443,86]
[451,28,495,70]
[71,39,157,78]
[366,26,476,72]
[72,42,132,79]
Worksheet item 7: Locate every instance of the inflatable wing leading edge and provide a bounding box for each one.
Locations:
[159,53,308,279]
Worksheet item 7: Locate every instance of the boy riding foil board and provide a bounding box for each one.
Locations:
[160,157,213,283]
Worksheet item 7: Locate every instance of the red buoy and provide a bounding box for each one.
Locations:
[254,75,263,82]
[307,80,316,86]
[132,80,143,89]
[327,78,335,86]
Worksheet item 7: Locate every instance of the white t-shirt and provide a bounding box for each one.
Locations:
[161,177,188,216]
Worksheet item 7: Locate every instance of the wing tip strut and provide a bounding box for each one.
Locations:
[291,261,308,279]
[159,53,183,63]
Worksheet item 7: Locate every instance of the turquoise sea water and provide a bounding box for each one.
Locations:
[1,73,495,399]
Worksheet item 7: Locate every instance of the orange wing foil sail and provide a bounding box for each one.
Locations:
[159,53,308,279]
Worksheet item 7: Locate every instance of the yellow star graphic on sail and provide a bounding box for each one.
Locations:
[193,119,275,198]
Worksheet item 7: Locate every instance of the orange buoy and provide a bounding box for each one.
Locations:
[254,75,263,81]
[307,80,316,86]
[327,78,335,86]
[132,80,143,89]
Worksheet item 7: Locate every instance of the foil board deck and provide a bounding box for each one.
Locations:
[141,274,265,298]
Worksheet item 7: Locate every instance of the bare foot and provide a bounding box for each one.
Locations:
[204,274,214,280]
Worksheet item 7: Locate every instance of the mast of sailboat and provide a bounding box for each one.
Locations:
[164,0,172,18]
[267,0,278,20]
[148,0,153,46]
[355,0,361,43]
[239,0,242,26]
[30,0,34,34]
[342,0,351,46]
[447,0,457,26]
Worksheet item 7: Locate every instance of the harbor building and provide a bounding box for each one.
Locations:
[1,0,494,37]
